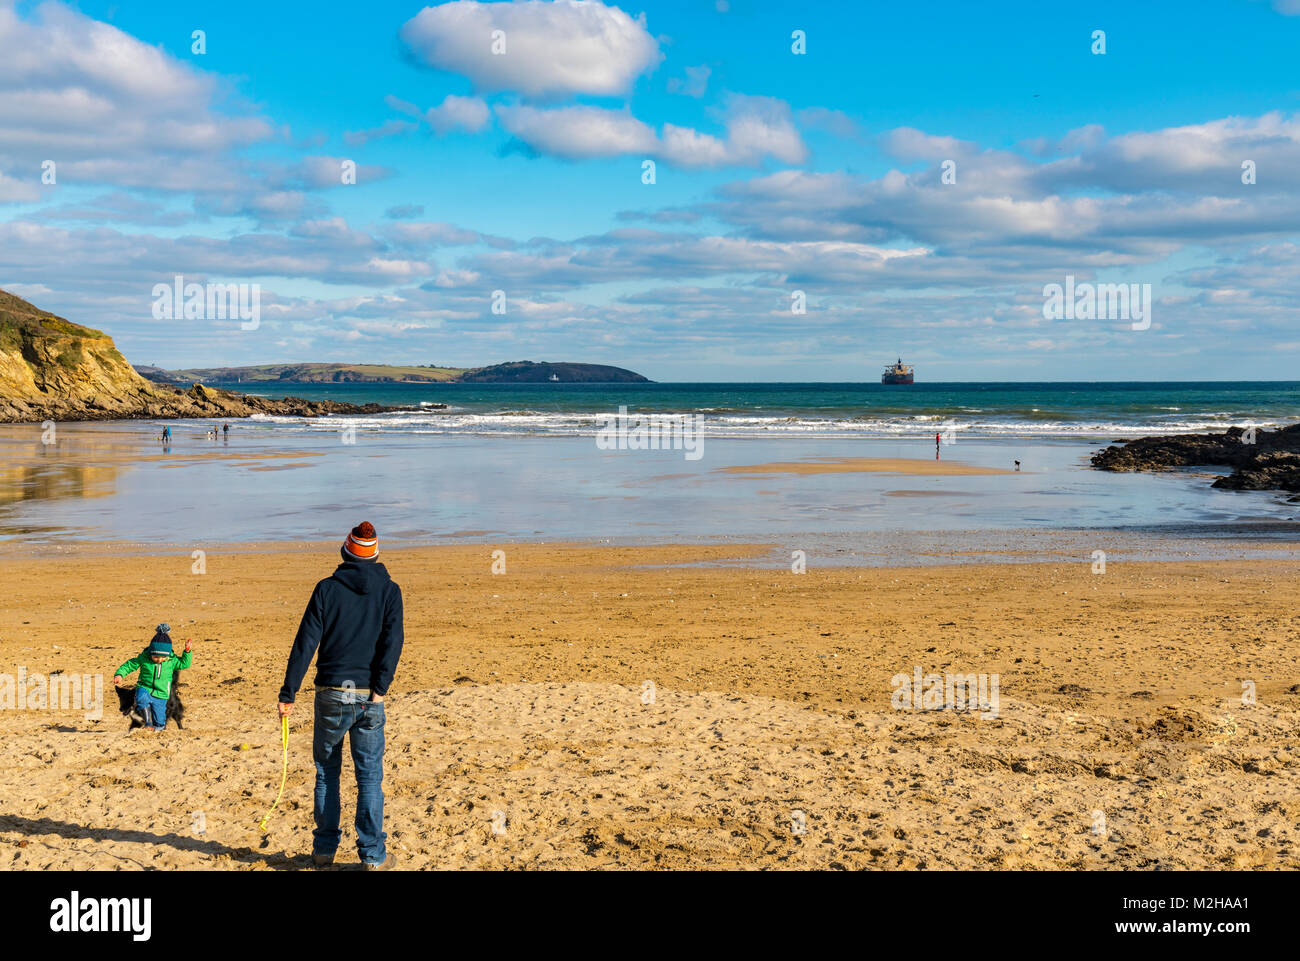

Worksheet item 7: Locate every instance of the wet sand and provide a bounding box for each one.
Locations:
[2,421,1297,548]
[1,542,1297,869]
[718,456,1014,476]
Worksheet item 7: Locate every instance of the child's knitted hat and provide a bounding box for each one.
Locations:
[147,623,173,656]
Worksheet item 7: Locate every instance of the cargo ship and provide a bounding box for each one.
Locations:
[881,358,914,384]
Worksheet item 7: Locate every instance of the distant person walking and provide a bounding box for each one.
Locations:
[223,423,230,439]
[278,521,404,870]
[936,432,941,460]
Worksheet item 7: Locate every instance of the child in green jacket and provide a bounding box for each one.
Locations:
[114,625,192,730]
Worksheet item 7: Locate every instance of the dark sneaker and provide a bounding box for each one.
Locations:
[312,853,335,867]
[362,854,393,871]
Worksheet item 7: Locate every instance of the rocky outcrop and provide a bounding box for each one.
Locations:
[1209,451,1300,493]
[1092,423,1300,495]
[0,290,411,424]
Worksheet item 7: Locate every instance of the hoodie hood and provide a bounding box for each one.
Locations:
[331,560,391,595]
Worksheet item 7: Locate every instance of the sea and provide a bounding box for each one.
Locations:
[1,381,1298,558]
[214,380,1300,438]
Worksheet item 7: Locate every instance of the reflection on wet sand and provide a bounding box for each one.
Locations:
[1,420,1297,552]
[0,421,338,539]
[0,427,137,531]
[0,461,119,506]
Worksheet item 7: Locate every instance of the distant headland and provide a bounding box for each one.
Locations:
[0,287,648,424]
[134,360,653,385]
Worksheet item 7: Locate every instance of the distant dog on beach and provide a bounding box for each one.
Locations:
[115,674,186,730]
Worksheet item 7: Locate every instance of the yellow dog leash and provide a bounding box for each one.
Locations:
[258,715,290,832]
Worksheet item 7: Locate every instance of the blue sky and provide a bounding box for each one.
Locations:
[2,0,1299,381]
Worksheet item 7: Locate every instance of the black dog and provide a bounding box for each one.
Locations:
[115,673,186,730]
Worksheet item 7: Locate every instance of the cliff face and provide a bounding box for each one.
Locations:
[0,290,165,420]
[0,290,402,423]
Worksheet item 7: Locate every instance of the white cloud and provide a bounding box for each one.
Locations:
[382,221,484,248]
[0,1,273,195]
[290,156,393,189]
[0,168,39,202]
[193,189,327,224]
[495,95,808,168]
[384,94,423,117]
[659,124,730,167]
[496,104,657,159]
[1043,112,1300,193]
[426,94,491,134]
[400,0,662,97]
[344,118,419,146]
[32,191,196,226]
[797,107,861,140]
[716,95,808,166]
[885,127,979,160]
[667,65,711,98]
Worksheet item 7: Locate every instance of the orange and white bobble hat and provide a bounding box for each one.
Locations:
[343,521,379,560]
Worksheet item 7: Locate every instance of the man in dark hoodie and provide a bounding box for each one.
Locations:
[278,521,403,870]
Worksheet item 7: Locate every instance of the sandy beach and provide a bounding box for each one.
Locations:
[2,541,1297,870]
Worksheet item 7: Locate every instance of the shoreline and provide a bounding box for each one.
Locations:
[6,529,1300,565]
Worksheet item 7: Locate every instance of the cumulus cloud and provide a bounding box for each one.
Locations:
[425,94,491,134]
[1039,112,1300,193]
[493,95,807,167]
[711,95,808,166]
[0,2,273,195]
[495,104,657,159]
[400,0,662,97]
[348,94,490,143]
[704,113,1300,265]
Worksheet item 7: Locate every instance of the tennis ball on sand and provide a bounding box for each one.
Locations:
[239,743,251,751]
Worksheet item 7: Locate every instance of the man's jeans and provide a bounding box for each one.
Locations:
[312,688,386,864]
